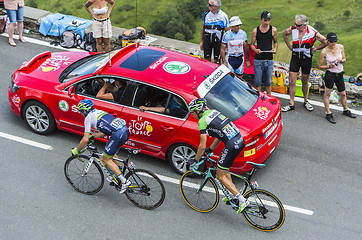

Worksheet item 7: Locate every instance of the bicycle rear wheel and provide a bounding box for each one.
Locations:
[179,170,219,212]
[64,155,104,195]
[125,169,165,210]
[242,189,285,231]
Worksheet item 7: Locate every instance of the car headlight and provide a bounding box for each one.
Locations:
[10,76,20,93]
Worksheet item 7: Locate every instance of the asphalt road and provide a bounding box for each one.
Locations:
[0,34,361,240]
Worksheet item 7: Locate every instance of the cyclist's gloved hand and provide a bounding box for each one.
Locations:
[187,158,197,168]
[71,148,79,156]
[89,135,95,144]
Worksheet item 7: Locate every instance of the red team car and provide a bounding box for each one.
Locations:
[8,44,283,174]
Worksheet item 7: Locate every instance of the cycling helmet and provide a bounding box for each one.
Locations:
[77,99,94,116]
[189,98,207,112]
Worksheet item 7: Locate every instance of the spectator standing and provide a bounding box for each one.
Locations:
[318,32,356,123]
[85,0,115,52]
[282,14,328,112]
[250,11,278,95]
[4,0,26,46]
[200,0,229,63]
[221,16,249,76]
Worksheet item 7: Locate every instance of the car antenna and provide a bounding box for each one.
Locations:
[193,76,196,90]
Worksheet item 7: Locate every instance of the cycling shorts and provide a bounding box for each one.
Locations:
[289,55,312,75]
[103,126,129,157]
[217,135,244,170]
[203,33,222,60]
[324,70,345,92]
[226,55,244,75]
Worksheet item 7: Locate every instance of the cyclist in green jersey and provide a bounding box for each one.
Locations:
[188,98,250,213]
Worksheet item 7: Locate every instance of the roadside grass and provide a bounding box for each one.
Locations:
[25,0,362,75]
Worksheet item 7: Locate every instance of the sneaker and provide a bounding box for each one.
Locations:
[119,180,131,194]
[343,110,356,118]
[326,113,337,124]
[281,103,295,112]
[237,200,250,214]
[304,101,314,111]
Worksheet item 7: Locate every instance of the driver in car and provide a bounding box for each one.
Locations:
[96,79,126,102]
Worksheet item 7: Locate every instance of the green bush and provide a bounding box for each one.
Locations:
[316,0,324,7]
[314,21,325,31]
[344,10,351,17]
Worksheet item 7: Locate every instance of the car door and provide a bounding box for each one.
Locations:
[57,77,124,135]
[120,82,187,153]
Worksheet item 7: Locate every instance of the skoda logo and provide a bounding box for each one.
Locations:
[59,100,69,112]
[163,61,190,74]
[204,81,211,89]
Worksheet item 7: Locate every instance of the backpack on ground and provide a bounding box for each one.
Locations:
[82,32,97,52]
[118,27,146,47]
[60,30,81,48]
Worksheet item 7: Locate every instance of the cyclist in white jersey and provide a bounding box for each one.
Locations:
[71,99,131,193]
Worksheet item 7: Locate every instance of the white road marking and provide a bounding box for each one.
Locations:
[0,132,54,150]
[271,92,362,116]
[0,33,85,52]
[155,173,314,215]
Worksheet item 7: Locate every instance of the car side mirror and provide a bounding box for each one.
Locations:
[68,85,75,97]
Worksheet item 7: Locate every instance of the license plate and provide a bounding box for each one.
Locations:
[264,123,277,139]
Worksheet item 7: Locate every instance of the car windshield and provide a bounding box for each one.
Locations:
[204,74,259,121]
[60,51,118,83]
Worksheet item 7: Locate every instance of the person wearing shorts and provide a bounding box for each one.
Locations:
[200,0,229,63]
[250,11,278,95]
[4,0,26,46]
[85,0,115,52]
[221,16,250,76]
[282,14,327,112]
[71,99,131,193]
[318,32,356,123]
[187,98,250,214]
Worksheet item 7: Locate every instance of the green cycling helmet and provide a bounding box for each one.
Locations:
[189,98,207,112]
[77,99,94,116]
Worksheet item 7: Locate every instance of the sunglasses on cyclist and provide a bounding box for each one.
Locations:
[208,3,217,6]
[295,23,304,27]
[263,18,271,22]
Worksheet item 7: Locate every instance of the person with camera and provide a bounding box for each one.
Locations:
[318,32,356,123]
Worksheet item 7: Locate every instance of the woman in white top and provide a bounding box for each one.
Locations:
[319,32,356,124]
[84,0,115,52]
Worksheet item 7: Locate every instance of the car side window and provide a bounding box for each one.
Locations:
[75,79,101,97]
[120,81,137,106]
[165,94,188,118]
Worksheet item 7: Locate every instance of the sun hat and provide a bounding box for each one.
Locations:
[230,16,242,26]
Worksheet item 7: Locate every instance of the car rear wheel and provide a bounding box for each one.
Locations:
[22,101,56,135]
[167,143,205,175]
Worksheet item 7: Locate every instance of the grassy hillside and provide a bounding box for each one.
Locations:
[25,0,362,76]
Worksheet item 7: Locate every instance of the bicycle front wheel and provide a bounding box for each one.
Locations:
[179,170,219,213]
[242,189,285,231]
[64,155,104,195]
[125,169,165,210]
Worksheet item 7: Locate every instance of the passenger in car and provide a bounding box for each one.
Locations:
[138,87,168,113]
[96,79,126,102]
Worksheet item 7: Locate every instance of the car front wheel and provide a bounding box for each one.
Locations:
[167,143,205,175]
[22,101,56,135]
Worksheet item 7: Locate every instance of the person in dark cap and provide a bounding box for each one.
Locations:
[250,11,278,95]
[318,32,356,123]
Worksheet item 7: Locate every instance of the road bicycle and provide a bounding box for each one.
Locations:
[64,142,165,210]
[179,156,285,231]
